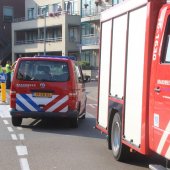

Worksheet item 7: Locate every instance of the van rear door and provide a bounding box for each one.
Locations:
[14,59,71,113]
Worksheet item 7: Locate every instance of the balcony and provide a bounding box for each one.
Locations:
[15,37,62,45]
[13,39,63,54]
[81,34,99,50]
[81,6,111,22]
[12,11,81,31]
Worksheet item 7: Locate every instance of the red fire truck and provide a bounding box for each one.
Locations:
[96,0,170,169]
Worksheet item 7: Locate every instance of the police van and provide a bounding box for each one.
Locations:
[10,56,87,128]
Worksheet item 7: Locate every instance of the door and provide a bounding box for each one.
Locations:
[152,12,170,159]
[74,64,86,115]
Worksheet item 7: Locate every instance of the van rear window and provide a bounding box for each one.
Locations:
[16,60,69,82]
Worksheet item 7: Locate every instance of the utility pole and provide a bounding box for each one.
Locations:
[43,7,46,55]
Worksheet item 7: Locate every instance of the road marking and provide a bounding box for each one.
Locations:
[89,104,95,108]
[0,105,11,118]
[19,134,25,140]
[11,134,18,140]
[87,104,97,108]
[87,112,95,118]
[19,158,30,170]
[7,127,14,132]
[16,146,28,156]
[3,120,9,124]
[17,127,23,130]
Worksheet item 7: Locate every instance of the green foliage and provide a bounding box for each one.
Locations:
[77,61,91,70]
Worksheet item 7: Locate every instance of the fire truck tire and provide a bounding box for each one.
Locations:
[111,113,128,161]
[12,117,22,126]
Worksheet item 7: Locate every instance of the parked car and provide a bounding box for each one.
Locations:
[10,56,87,128]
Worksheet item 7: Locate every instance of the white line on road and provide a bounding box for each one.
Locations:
[7,127,14,132]
[16,146,28,156]
[19,158,30,170]
[3,120,9,125]
[19,134,25,140]
[89,104,96,108]
[11,134,18,140]
[17,127,23,130]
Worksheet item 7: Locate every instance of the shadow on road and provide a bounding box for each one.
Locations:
[21,116,106,140]
[19,116,168,169]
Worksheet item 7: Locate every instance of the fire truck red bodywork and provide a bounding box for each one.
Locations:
[96,0,170,165]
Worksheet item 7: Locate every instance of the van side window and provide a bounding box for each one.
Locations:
[74,65,83,83]
[17,61,33,80]
[162,16,170,63]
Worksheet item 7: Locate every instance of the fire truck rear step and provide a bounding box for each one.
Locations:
[149,164,169,170]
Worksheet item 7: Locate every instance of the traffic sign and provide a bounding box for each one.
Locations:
[0,73,6,82]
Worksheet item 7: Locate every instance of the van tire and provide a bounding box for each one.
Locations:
[111,113,128,161]
[12,117,22,126]
[71,117,78,128]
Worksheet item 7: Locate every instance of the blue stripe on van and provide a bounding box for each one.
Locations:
[16,98,31,112]
[20,94,42,112]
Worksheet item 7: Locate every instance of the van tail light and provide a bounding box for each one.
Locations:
[68,90,78,110]
[10,90,16,108]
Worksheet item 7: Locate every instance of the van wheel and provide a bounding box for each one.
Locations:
[12,117,22,126]
[111,113,128,161]
[71,117,78,128]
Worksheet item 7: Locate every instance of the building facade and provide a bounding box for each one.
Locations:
[12,0,124,64]
[81,0,112,68]
[12,0,81,62]
[0,0,24,64]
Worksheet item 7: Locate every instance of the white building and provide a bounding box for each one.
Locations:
[12,0,81,62]
[80,0,112,68]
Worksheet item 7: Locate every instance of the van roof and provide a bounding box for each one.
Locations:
[34,55,76,60]
[17,56,76,62]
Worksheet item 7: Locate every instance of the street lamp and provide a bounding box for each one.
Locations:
[43,8,46,55]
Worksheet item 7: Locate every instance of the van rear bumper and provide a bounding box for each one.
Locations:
[10,108,78,118]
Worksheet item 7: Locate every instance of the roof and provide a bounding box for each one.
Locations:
[18,56,76,61]
[34,55,76,61]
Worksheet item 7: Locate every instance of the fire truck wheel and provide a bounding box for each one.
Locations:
[12,117,22,126]
[111,113,128,161]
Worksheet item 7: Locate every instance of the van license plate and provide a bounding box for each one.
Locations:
[33,92,52,98]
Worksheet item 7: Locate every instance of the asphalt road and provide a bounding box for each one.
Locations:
[0,82,164,170]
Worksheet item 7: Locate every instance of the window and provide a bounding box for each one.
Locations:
[3,6,13,22]
[81,23,95,36]
[26,30,37,43]
[53,3,62,12]
[64,1,78,15]
[17,60,69,82]
[28,8,34,20]
[74,65,83,83]
[38,5,49,16]
[69,27,78,41]
[81,50,91,64]
[113,0,124,5]
[162,16,170,63]
[164,35,170,62]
